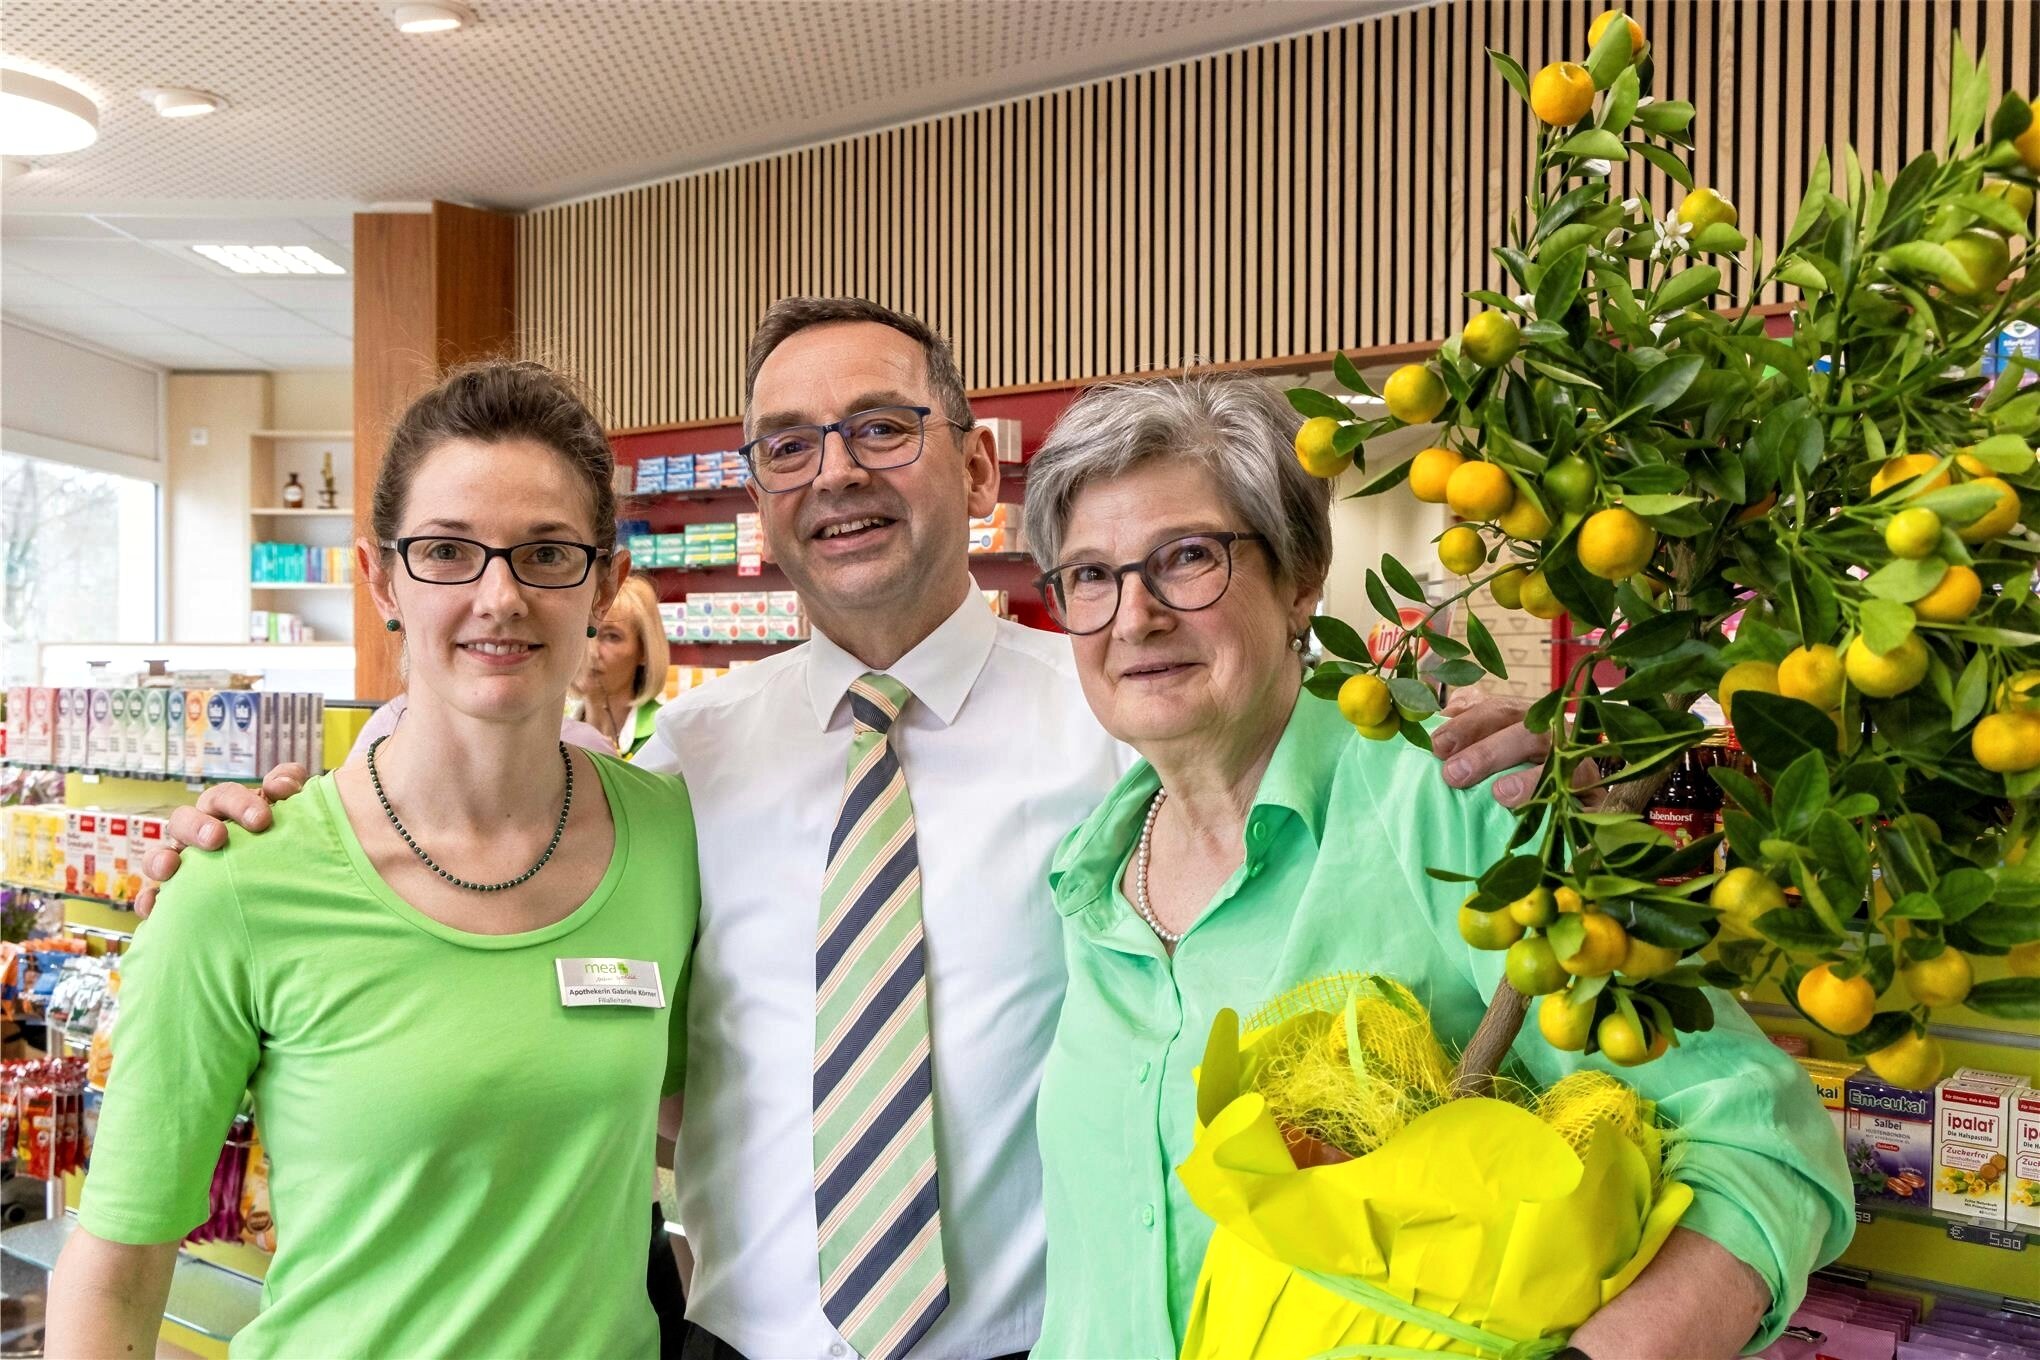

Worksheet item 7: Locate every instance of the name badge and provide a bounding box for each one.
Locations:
[555,957,667,1009]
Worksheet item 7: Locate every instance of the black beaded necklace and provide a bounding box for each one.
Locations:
[365,736,573,892]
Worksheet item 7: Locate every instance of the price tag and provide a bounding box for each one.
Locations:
[1855,1207,1874,1225]
[1946,1221,2025,1251]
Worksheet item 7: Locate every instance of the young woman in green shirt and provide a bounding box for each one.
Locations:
[50,362,700,1359]
[1019,375,1854,1360]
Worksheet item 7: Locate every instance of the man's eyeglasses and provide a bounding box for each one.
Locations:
[1035,532,1266,636]
[739,404,973,493]
[381,537,609,589]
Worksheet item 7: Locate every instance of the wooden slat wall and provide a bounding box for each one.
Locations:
[517,0,2040,432]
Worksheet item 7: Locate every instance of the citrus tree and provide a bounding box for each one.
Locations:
[1289,11,2040,1091]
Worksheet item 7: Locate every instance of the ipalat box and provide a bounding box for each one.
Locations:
[1935,1070,2015,1218]
[2011,1086,2040,1230]
[123,687,148,769]
[1846,1071,1934,1207]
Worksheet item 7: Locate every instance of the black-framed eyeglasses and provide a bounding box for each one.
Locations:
[1035,532,1266,636]
[739,404,973,494]
[381,536,609,588]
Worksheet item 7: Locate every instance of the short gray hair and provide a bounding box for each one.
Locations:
[1023,374,1333,589]
[743,297,974,435]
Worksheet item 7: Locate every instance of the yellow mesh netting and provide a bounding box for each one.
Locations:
[1243,972,1668,1188]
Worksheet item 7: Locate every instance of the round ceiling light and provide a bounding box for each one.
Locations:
[393,2,475,33]
[144,87,226,118]
[0,68,100,156]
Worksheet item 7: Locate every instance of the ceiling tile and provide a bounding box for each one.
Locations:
[0,215,127,240]
[230,277,354,308]
[233,337,352,366]
[0,0,1387,210]
[286,306,352,333]
[101,215,334,243]
[5,304,191,336]
[0,238,199,278]
[0,270,107,307]
[136,306,337,338]
[63,274,286,308]
[114,336,266,369]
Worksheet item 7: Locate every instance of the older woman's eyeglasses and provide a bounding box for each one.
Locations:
[739,404,973,493]
[381,537,607,588]
[1035,532,1266,635]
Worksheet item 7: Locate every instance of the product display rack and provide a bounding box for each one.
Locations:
[1,708,373,1359]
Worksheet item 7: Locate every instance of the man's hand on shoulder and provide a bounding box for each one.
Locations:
[135,763,308,918]
[1430,692,1549,807]
[1430,691,1602,810]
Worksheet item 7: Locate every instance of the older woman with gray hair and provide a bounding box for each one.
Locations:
[1021,375,1851,1360]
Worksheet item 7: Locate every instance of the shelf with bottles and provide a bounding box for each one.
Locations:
[251,431,349,518]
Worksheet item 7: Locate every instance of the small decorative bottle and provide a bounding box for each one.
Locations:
[282,473,305,509]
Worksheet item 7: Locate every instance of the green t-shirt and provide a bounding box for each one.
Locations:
[81,753,699,1360]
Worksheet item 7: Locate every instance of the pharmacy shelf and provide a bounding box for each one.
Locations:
[1,760,258,787]
[624,486,755,505]
[1853,1197,2034,1252]
[1,1215,261,1343]
[0,880,139,918]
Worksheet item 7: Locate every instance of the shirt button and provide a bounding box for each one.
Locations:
[1140,1203,1155,1228]
[1249,823,1267,843]
[1136,1060,1151,1083]
[1248,861,1264,878]
[829,1344,846,1357]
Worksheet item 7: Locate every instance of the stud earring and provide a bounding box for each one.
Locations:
[1290,636,1304,653]
[385,619,402,633]
[587,624,598,638]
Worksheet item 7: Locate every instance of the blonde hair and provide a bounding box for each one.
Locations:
[596,574,671,708]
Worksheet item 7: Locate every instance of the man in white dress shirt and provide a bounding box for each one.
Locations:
[146,298,1551,1360]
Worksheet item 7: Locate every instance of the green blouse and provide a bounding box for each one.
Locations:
[1032,690,1852,1359]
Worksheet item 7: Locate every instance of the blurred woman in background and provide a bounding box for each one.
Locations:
[573,574,672,760]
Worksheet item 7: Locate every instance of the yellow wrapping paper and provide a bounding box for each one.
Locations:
[1175,1091,1693,1359]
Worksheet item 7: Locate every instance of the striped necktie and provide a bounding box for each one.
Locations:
[813,673,948,1359]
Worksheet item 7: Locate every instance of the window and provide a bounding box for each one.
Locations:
[0,451,159,686]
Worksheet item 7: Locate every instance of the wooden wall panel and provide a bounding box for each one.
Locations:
[352,203,519,699]
[516,0,2040,432]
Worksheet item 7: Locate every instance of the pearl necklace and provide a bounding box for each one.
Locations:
[1134,789,1184,944]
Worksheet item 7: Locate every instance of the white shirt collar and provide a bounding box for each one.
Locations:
[804,586,998,731]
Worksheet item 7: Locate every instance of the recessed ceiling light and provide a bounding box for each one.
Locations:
[0,68,99,156]
[393,2,475,34]
[193,244,348,276]
[143,87,226,119]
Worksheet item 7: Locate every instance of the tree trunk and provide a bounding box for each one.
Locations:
[1448,766,1672,1093]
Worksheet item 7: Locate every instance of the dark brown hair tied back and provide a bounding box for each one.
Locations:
[371,359,617,553]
